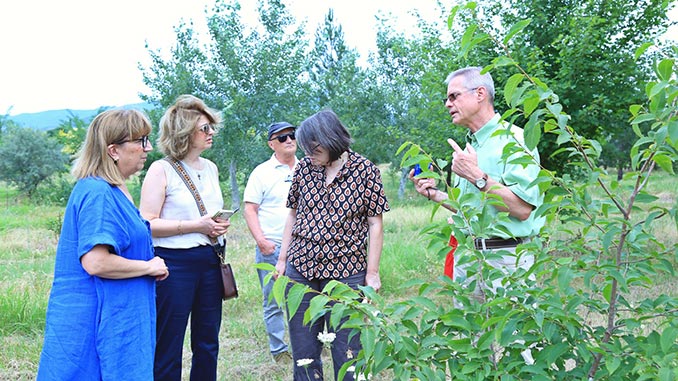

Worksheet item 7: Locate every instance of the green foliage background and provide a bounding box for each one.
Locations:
[0,0,675,380]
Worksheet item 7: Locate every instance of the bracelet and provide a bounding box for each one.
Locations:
[178,220,183,235]
[426,188,432,201]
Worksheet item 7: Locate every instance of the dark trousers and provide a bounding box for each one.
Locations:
[286,264,365,381]
[154,245,223,381]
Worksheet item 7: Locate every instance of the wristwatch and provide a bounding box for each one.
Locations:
[474,173,488,190]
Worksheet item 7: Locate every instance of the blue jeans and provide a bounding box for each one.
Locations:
[154,245,222,381]
[256,245,289,355]
[285,263,365,381]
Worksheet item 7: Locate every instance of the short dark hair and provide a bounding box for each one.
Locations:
[296,109,353,162]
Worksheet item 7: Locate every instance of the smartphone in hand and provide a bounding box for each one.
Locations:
[212,207,239,220]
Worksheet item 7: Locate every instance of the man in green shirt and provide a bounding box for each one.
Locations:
[411,66,544,293]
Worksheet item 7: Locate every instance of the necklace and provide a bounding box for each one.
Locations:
[181,160,203,182]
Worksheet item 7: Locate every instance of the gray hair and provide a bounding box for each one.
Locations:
[296,109,353,162]
[445,66,495,104]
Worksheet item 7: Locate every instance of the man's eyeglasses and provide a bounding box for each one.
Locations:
[114,135,150,149]
[198,123,215,134]
[270,133,296,143]
[443,87,478,105]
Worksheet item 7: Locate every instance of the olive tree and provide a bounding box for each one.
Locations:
[0,126,69,197]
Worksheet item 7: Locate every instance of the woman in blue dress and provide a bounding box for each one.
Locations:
[37,109,170,380]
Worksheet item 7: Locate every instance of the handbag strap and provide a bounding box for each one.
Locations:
[164,158,224,259]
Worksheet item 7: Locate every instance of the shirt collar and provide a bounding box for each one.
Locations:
[466,113,502,146]
[270,153,298,168]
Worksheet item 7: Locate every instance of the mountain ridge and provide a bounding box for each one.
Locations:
[5,102,153,131]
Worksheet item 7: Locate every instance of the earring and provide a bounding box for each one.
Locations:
[113,158,118,165]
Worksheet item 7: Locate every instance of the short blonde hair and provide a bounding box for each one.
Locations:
[71,109,152,185]
[157,95,222,160]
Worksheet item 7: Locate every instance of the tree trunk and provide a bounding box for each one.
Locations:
[229,160,240,208]
[398,167,409,199]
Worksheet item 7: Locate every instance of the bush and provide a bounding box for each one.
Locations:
[0,126,68,197]
[31,173,75,206]
[272,6,678,380]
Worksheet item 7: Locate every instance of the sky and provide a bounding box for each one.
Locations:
[1,1,675,117]
[0,0,441,116]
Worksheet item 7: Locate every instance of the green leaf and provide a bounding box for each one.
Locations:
[503,18,531,45]
[330,303,348,329]
[253,262,275,272]
[286,283,308,318]
[492,56,516,68]
[448,5,461,29]
[668,121,678,143]
[306,295,331,325]
[649,81,668,98]
[540,342,570,365]
[660,326,677,353]
[524,112,542,150]
[557,267,574,291]
[373,341,395,372]
[459,25,478,59]
[632,122,643,138]
[504,74,525,105]
[632,113,656,125]
[523,93,540,117]
[545,102,562,117]
[653,154,675,174]
[396,141,412,156]
[361,326,375,357]
[556,257,573,265]
[634,192,659,203]
[629,104,643,116]
[635,42,653,60]
[606,356,621,374]
[272,276,290,306]
[657,58,674,81]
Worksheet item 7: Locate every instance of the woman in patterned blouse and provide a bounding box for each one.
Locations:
[275,109,390,381]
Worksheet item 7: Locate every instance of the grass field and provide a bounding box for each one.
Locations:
[0,168,675,380]
[0,168,448,380]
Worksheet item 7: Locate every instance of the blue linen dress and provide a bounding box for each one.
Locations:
[37,177,157,380]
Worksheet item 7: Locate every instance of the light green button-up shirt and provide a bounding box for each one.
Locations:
[454,113,545,238]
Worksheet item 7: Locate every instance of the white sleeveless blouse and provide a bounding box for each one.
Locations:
[152,158,224,249]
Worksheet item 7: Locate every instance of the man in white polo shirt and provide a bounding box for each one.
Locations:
[243,121,298,364]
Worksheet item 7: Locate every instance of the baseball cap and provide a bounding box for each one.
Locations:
[267,122,295,140]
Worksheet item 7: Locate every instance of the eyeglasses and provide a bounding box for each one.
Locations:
[304,143,321,156]
[198,123,215,134]
[443,88,478,105]
[114,135,150,149]
[269,133,296,143]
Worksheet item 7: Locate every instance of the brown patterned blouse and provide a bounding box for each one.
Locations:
[286,151,390,280]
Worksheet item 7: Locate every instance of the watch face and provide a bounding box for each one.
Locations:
[476,178,487,189]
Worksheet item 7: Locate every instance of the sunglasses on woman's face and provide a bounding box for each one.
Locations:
[270,133,296,143]
[198,123,215,134]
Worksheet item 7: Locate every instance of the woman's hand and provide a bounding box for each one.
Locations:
[198,215,231,238]
[148,256,169,281]
[274,259,286,280]
[365,272,381,293]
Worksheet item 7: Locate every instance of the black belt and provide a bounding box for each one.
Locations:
[474,237,524,250]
